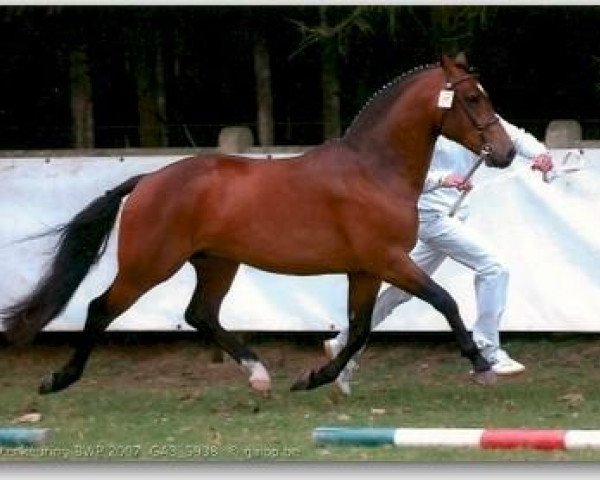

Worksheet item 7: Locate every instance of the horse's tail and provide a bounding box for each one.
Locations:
[1,174,145,345]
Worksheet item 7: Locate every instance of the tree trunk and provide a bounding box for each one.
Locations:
[254,34,274,146]
[136,41,168,147]
[320,8,341,140]
[69,48,94,148]
[155,45,168,146]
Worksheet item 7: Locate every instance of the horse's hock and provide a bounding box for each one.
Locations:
[545,120,582,148]
[218,127,255,154]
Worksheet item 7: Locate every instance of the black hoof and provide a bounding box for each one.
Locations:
[290,369,315,391]
[38,371,77,395]
[38,373,58,395]
[471,369,497,386]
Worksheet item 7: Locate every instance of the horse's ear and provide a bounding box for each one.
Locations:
[441,52,469,74]
[453,52,469,69]
[440,53,453,70]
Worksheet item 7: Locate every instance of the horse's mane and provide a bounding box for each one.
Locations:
[343,62,440,139]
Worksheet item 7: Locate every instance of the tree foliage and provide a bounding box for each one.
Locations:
[0,5,598,150]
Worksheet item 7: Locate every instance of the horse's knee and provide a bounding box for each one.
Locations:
[84,296,112,333]
[183,305,198,327]
[184,307,215,338]
[87,295,107,317]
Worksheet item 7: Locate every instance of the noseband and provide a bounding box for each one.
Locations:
[438,73,500,159]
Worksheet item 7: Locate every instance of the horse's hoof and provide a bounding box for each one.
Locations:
[326,385,346,404]
[249,377,271,396]
[471,369,497,386]
[39,371,77,394]
[38,373,56,395]
[290,369,312,391]
[247,361,271,396]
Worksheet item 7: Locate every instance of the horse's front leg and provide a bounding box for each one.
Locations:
[383,251,495,385]
[291,272,380,391]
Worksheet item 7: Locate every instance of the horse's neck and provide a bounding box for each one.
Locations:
[344,76,440,195]
[392,133,438,195]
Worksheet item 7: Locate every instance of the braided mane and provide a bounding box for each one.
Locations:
[343,62,440,139]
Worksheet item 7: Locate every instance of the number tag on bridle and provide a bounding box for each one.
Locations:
[437,89,454,109]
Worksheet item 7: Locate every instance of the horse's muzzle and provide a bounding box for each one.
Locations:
[484,146,516,169]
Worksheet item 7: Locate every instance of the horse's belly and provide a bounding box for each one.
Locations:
[207,228,357,276]
[244,253,352,276]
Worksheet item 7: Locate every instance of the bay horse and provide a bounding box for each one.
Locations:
[1,53,516,396]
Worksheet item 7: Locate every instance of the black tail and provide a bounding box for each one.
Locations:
[1,175,145,344]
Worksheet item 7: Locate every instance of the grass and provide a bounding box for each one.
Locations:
[2,333,600,462]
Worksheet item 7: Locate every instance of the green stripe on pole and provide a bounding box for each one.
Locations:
[0,428,53,447]
[313,427,396,446]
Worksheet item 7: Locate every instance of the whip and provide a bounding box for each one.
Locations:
[542,150,585,183]
[448,155,486,217]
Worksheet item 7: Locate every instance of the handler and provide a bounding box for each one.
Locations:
[325,116,554,396]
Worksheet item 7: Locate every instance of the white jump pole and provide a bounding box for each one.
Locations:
[313,427,600,450]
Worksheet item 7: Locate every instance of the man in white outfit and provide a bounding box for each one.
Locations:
[324,116,554,395]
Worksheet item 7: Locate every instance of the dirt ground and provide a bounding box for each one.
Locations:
[1,333,328,390]
[0,332,469,393]
[4,331,600,394]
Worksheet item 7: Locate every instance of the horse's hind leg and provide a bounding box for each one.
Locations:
[186,256,271,394]
[291,272,380,391]
[383,254,495,385]
[38,274,158,394]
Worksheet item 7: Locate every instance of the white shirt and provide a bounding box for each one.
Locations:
[418,117,548,215]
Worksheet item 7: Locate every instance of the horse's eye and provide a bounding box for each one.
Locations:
[466,93,480,104]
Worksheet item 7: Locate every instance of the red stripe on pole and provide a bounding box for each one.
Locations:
[480,429,566,450]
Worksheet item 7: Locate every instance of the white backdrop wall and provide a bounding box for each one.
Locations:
[1,149,599,334]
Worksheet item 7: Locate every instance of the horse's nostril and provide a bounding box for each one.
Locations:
[508,147,517,161]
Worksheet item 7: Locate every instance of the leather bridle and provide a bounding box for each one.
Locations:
[439,73,500,160]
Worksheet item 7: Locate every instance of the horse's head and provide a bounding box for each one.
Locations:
[438,53,516,168]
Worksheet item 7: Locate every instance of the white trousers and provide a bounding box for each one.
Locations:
[339,211,510,363]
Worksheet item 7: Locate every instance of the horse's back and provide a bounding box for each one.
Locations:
[118,145,416,275]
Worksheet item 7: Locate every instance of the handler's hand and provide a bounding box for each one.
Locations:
[531,153,553,173]
[441,174,473,192]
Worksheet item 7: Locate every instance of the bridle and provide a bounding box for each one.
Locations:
[438,73,500,161]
